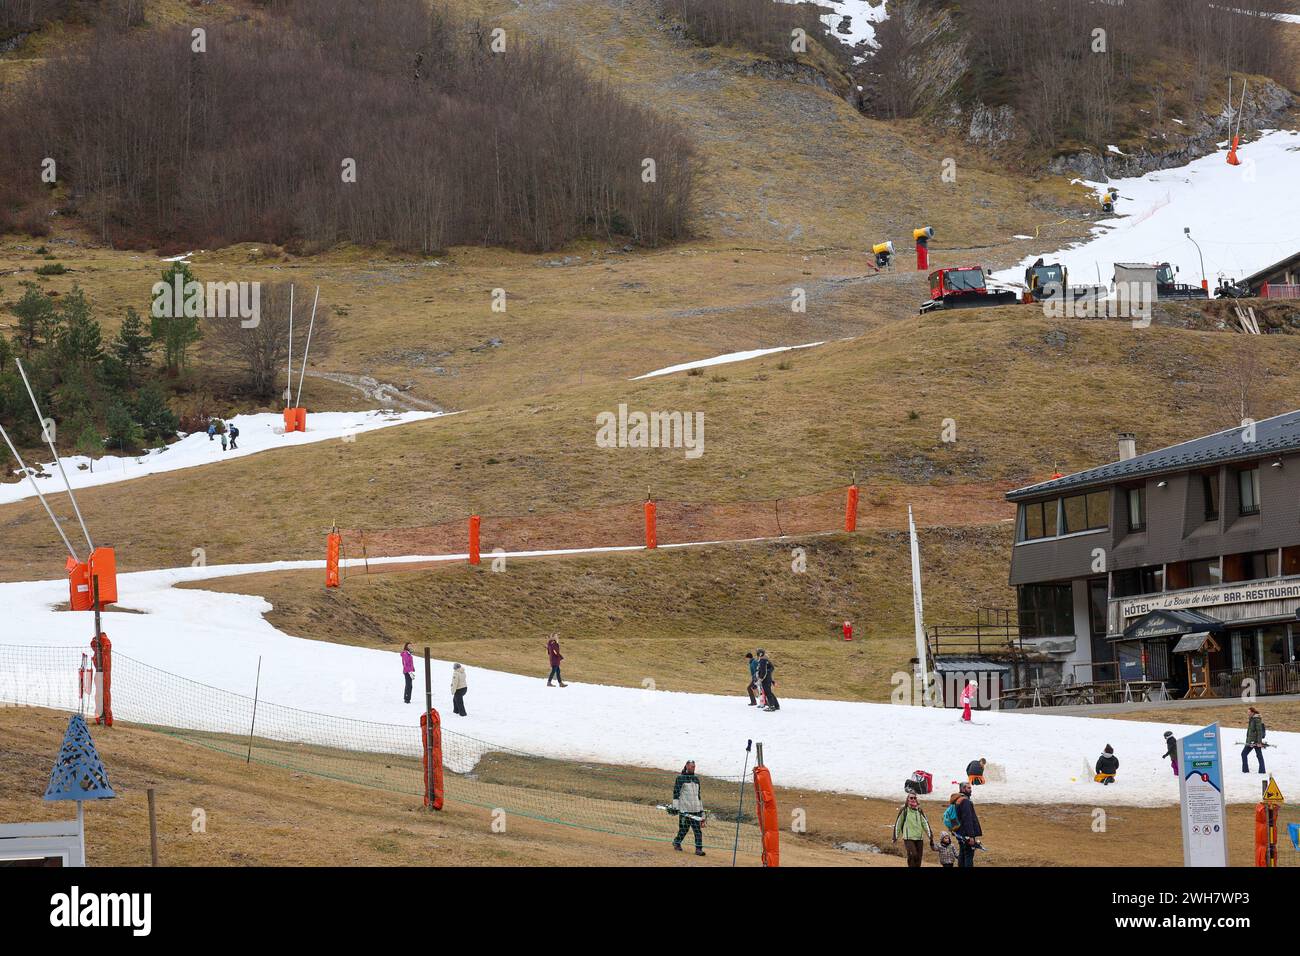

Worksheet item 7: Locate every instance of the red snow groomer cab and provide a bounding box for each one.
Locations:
[919,266,1021,314]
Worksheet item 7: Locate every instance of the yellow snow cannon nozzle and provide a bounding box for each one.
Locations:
[913,227,934,242]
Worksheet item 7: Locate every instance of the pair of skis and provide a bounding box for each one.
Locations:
[658,805,708,825]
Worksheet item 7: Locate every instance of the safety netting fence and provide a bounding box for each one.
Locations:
[338,485,852,574]
[1274,802,1300,867]
[0,644,760,852]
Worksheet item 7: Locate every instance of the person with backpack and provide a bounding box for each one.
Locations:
[951,783,983,867]
[401,642,415,704]
[892,791,935,867]
[755,649,778,711]
[966,757,987,785]
[228,422,239,449]
[545,634,566,687]
[1242,706,1266,774]
[1162,730,1179,776]
[450,663,468,716]
[670,760,706,857]
[745,652,759,706]
[1095,744,1118,784]
[942,792,961,836]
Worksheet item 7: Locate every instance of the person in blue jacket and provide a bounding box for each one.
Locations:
[745,652,759,705]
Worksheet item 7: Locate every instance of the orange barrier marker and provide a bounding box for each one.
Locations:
[295,407,307,432]
[325,531,341,588]
[644,499,657,549]
[1255,802,1269,866]
[468,514,481,566]
[92,633,112,727]
[1227,136,1241,166]
[753,763,780,867]
[845,484,859,532]
[420,710,444,810]
[283,408,298,433]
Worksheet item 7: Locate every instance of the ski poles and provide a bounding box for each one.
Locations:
[732,739,752,867]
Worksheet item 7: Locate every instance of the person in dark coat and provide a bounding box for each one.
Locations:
[1095,744,1118,784]
[745,652,758,706]
[1162,730,1179,776]
[228,423,239,449]
[1242,707,1266,774]
[966,757,987,785]
[545,634,566,687]
[670,760,706,856]
[951,783,983,867]
[755,649,778,711]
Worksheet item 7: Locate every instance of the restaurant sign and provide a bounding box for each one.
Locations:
[1119,578,1300,620]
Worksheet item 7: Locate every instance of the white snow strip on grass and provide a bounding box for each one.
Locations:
[4,559,1293,807]
[1,410,442,505]
[633,342,824,379]
[994,129,1300,287]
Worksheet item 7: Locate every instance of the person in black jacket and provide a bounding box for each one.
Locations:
[966,758,987,785]
[1162,731,1179,776]
[1095,744,1118,784]
[755,649,779,712]
[952,783,983,867]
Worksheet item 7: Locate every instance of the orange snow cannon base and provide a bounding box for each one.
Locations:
[420,710,444,810]
[325,532,341,588]
[644,499,657,549]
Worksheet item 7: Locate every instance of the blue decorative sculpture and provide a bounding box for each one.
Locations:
[44,714,115,802]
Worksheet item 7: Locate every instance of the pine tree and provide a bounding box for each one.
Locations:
[10,281,56,357]
[105,401,143,451]
[112,307,153,386]
[54,287,104,381]
[150,262,202,375]
[131,383,179,444]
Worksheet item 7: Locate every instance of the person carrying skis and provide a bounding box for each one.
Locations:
[745,651,759,706]
[755,649,778,711]
[670,760,706,856]
[228,422,239,449]
[892,791,935,867]
[960,679,977,722]
[966,757,987,785]
[1094,744,1118,784]
[450,663,468,716]
[545,634,566,687]
[951,783,983,867]
[401,642,415,704]
[1242,706,1266,774]
[1162,730,1179,776]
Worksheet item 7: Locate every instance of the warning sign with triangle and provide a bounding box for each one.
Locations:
[1263,776,1284,805]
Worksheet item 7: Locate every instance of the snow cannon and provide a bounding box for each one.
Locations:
[65,547,117,610]
[913,227,933,271]
[1100,188,1119,214]
[872,240,895,269]
[282,407,307,433]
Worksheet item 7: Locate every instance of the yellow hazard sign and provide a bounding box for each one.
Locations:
[1263,777,1285,805]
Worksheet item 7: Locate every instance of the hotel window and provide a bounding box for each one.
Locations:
[1017,583,1074,637]
[1243,550,1279,581]
[1114,565,1163,598]
[1237,466,1261,516]
[1020,499,1058,541]
[1062,490,1110,534]
[1203,473,1220,520]
[1188,557,1221,588]
[1126,486,1145,533]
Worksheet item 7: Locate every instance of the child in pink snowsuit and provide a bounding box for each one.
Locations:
[960,680,976,722]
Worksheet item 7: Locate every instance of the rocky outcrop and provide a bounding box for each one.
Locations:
[1048,78,1295,180]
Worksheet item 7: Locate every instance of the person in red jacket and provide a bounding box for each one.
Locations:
[546,634,567,687]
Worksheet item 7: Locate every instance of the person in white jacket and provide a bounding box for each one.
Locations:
[451,663,468,716]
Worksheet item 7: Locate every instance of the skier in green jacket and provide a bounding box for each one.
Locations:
[1242,706,1267,774]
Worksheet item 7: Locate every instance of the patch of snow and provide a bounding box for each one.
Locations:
[993,129,1300,287]
[3,560,1295,807]
[1012,234,1034,240]
[1,410,442,505]
[633,343,824,379]
[778,0,889,62]
[1107,144,1127,156]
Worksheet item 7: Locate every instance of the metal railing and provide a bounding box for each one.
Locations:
[1211,662,1300,699]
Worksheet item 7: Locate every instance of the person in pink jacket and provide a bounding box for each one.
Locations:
[960,680,977,722]
[401,642,415,704]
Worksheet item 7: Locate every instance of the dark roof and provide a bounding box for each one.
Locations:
[1243,249,1300,287]
[1007,409,1300,502]
[932,657,1011,673]
[1121,608,1225,642]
